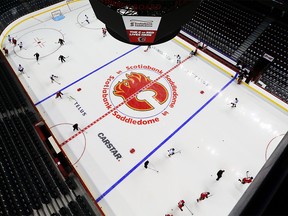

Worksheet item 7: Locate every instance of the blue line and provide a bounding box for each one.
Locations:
[34,46,140,106]
[96,74,238,202]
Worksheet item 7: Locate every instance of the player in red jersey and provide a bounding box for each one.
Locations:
[178,200,185,211]
[197,192,210,202]
[239,177,253,184]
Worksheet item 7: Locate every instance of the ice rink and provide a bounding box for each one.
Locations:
[1,1,288,215]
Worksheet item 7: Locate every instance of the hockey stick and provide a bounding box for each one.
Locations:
[144,160,159,173]
[147,167,159,173]
[53,80,61,85]
[24,73,30,78]
[175,150,181,154]
[168,150,181,157]
[67,95,76,101]
[184,204,194,215]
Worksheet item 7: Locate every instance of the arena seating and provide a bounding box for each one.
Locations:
[182,0,264,56]
[182,0,288,103]
[0,0,21,13]
[239,22,288,102]
[0,0,287,215]
[0,60,99,215]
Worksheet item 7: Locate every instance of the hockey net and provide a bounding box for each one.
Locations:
[51,9,64,21]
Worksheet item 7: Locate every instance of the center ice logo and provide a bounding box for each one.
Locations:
[102,64,178,125]
[113,72,168,111]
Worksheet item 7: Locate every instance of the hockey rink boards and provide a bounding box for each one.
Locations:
[1,1,288,215]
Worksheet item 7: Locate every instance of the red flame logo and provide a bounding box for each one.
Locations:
[113,72,168,111]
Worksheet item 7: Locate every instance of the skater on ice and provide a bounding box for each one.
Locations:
[197,192,211,202]
[144,160,149,169]
[231,98,238,107]
[18,64,24,74]
[73,123,79,131]
[178,200,185,211]
[84,14,90,24]
[143,160,159,172]
[176,54,181,64]
[8,35,11,43]
[18,41,23,50]
[239,171,253,184]
[168,148,175,157]
[50,74,59,83]
[12,37,17,46]
[102,28,107,37]
[190,48,197,56]
[144,45,151,52]
[58,38,65,45]
[34,52,40,61]
[55,91,63,99]
[239,176,253,184]
[58,55,66,63]
[3,47,8,56]
[216,169,225,181]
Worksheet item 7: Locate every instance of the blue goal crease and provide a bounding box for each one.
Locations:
[34,46,140,106]
[96,74,237,203]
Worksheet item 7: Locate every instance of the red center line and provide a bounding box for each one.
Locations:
[60,55,192,147]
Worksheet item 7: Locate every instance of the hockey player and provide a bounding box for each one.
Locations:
[8,35,11,43]
[144,161,149,169]
[84,14,90,24]
[216,169,225,181]
[12,37,17,46]
[197,192,210,202]
[58,38,65,45]
[178,200,185,211]
[190,48,197,56]
[167,148,175,157]
[58,55,66,63]
[18,64,24,74]
[176,54,181,64]
[102,28,107,37]
[231,98,238,108]
[34,52,40,61]
[144,45,151,52]
[50,74,59,83]
[239,176,253,184]
[237,72,244,84]
[73,123,79,131]
[3,48,8,56]
[18,41,23,50]
[55,91,63,99]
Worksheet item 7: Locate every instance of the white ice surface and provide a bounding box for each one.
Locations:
[1,1,288,215]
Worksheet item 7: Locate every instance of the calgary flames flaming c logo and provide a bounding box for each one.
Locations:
[113,72,168,111]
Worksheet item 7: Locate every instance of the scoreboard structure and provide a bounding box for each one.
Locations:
[89,0,202,45]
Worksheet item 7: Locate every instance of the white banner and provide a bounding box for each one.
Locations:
[122,16,161,43]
